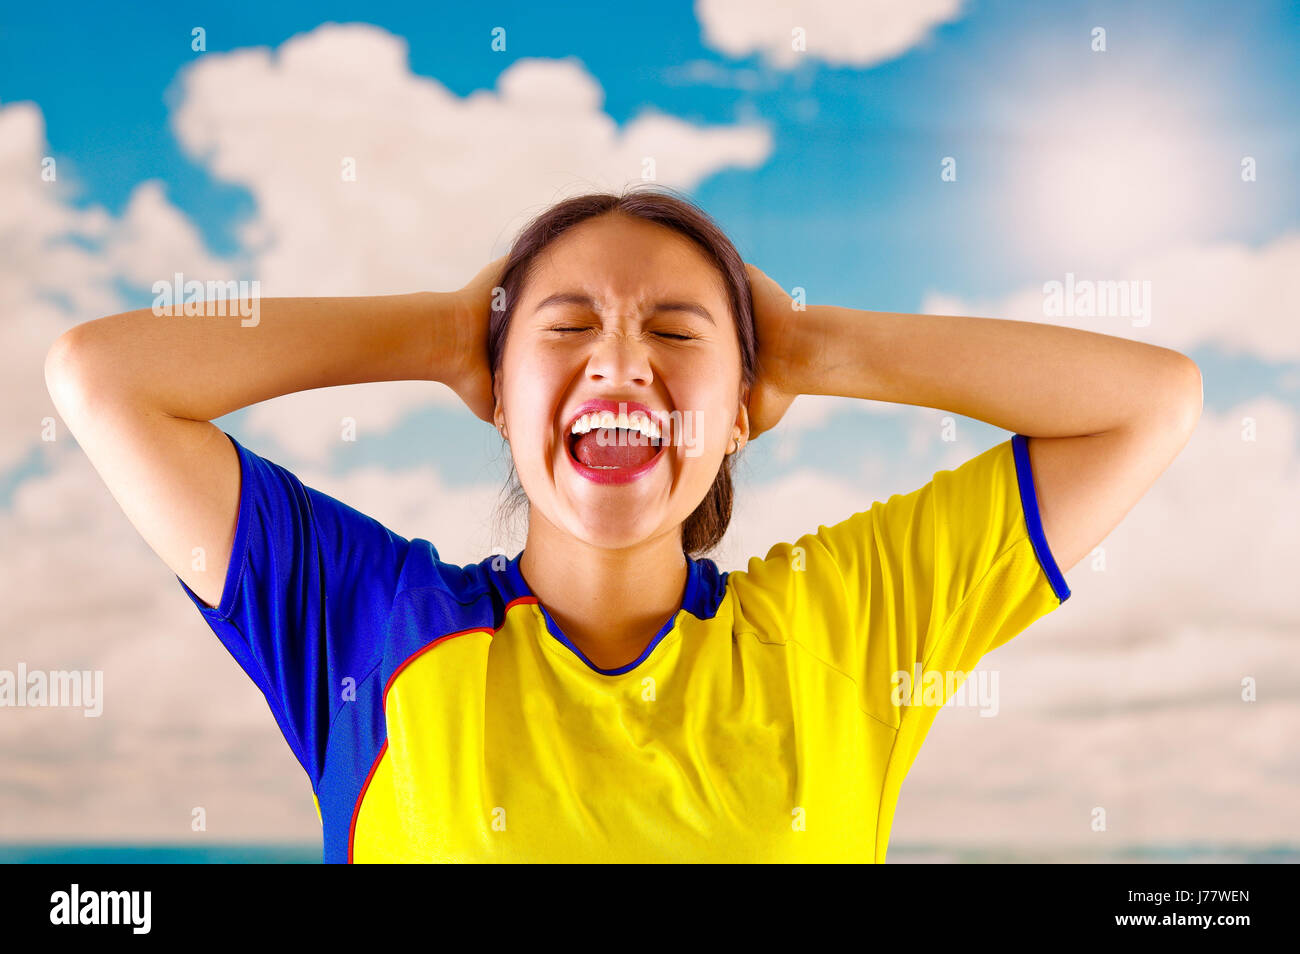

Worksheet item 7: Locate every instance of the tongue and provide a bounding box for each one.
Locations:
[573,428,660,469]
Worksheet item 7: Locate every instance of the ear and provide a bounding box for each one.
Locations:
[492,370,506,432]
[734,384,751,443]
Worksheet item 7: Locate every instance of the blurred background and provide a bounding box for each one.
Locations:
[1,0,1297,862]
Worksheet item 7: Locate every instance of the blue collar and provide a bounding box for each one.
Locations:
[485,549,729,675]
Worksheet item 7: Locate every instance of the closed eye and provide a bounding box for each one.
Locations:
[549,327,696,341]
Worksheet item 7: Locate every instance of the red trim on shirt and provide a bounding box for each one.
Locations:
[346,595,541,862]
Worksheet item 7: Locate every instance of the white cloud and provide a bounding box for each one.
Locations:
[696,0,966,69]
[0,100,240,476]
[748,394,902,470]
[782,392,900,431]
[103,179,238,289]
[238,383,454,464]
[922,232,1300,361]
[170,24,771,297]
[0,101,117,474]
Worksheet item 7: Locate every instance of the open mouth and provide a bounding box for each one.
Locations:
[566,425,667,483]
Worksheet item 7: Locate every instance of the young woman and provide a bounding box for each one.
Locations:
[44,187,1202,863]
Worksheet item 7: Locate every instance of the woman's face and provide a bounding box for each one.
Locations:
[494,212,749,551]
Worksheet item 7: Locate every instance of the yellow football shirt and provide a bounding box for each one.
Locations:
[180,431,1070,862]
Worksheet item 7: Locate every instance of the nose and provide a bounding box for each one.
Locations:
[585,328,653,387]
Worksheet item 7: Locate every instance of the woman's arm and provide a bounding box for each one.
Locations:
[44,289,475,608]
[787,305,1201,438]
[746,268,1203,575]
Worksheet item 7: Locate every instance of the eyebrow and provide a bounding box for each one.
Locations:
[533,292,715,325]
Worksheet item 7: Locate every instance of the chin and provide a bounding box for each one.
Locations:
[569,517,662,551]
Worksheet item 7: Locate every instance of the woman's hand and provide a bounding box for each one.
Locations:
[744,263,801,441]
[444,255,508,425]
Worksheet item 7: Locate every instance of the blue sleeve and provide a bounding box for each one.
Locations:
[176,430,411,790]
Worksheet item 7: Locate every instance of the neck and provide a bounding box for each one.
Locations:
[518,514,689,671]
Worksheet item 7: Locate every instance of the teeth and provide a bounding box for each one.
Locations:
[569,409,662,441]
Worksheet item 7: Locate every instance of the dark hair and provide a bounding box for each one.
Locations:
[488,184,757,558]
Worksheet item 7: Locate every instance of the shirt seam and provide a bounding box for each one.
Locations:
[320,575,486,787]
[733,627,899,732]
[210,612,318,792]
[324,655,385,742]
[321,577,417,742]
[877,531,1044,857]
[918,531,1032,673]
[220,439,317,789]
